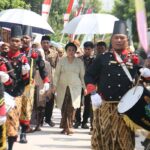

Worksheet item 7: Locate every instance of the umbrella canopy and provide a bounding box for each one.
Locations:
[62,13,119,35]
[0,8,54,34]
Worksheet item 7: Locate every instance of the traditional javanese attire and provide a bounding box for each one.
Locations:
[53,57,85,131]
[0,83,6,150]
[85,49,139,150]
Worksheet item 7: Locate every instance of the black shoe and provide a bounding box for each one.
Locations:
[141,138,150,147]
[8,136,16,150]
[46,121,55,127]
[81,123,89,129]
[73,122,81,129]
[49,120,55,127]
[19,133,27,144]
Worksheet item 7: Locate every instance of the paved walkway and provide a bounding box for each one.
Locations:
[14,108,91,150]
[13,108,145,150]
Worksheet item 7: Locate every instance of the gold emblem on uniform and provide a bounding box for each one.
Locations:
[110,60,117,64]
[126,62,133,69]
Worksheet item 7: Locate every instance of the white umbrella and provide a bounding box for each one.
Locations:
[0,8,54,34]
[62,13,119,35]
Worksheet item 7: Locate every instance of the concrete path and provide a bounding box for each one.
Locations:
[13,108,145,150]
[14,108,91,150]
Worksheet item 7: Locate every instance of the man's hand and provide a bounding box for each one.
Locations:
[22,63,30,75]
[43,83,50,91]
[39,83,50,95]
[0,116,7,125]
[91,93,102,111]
[0,71,9,83]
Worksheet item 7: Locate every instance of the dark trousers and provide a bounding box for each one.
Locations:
[75,94,91,124]
[45,94,54,123]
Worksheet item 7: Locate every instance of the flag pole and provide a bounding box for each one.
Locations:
[60,33,64,43]
[102,34,105,41]
[41,0,52,21]
[61,0,75,42]
[135,0,148,53]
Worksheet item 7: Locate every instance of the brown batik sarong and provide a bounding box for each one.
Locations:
[6,96,22,137]
[60,87,74,129]
[20,84,35,124]
[0,124,6,150]
[91,102,135,150]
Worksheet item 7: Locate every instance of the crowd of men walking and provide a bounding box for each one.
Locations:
[0,23,108,150]
[1,20,150,150]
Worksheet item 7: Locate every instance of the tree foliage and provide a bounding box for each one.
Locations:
[0,0,29,11]
[24,0,43,14]
[0,0,102,42]
[112,0,150,47]
[82,0,102,13]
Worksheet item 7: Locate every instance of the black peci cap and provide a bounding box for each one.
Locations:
[11,25,22,38]
[41,35,51,42]
[113,20,128,36]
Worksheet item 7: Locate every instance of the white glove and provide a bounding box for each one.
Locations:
[4,92,15,112]
[91,93,102,111]
[39,83,50,95]
[0,116,6,125]
[43,83,50,91]
[0,71,9,83]
[22,63,30,75]
[139,68,150,78]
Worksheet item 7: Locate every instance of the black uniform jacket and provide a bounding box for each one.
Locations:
[21,48,49,83]
[82,55,95,71]
[6,51,30,97]
[0,56,15,93]
[85,51,140,101]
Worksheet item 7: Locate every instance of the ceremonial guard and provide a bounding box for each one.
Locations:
[5,25,30,150]
[0,83,7,150]
[85,21,143,150]
[20,26,50,141]
[0,47,16,150]
[41,35,58,127]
